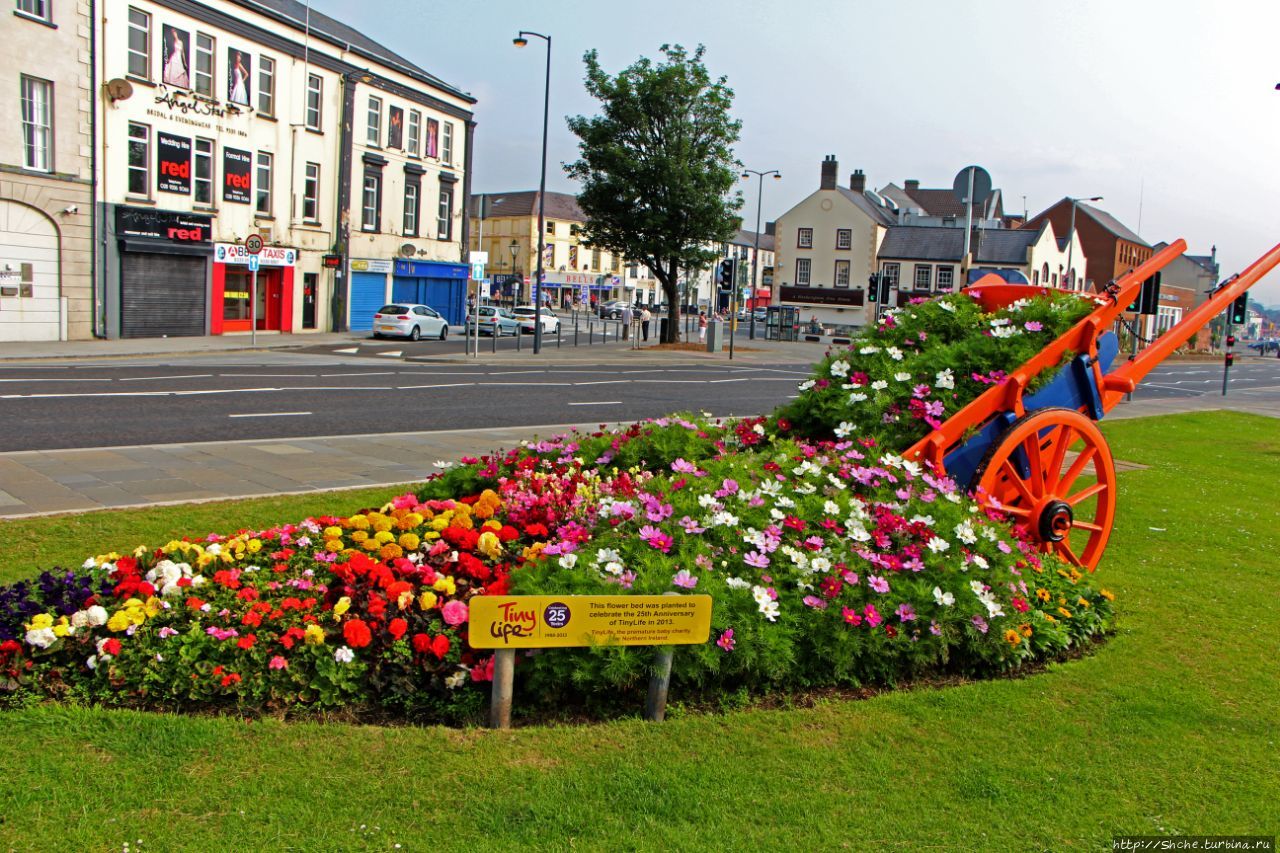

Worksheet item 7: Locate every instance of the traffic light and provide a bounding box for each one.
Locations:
[868,274,879,302]
[717,258,736,292]
[1230,294,1249,325]
[1136,271,1161,315]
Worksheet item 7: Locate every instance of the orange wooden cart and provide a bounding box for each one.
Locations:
[903,238,1280,571]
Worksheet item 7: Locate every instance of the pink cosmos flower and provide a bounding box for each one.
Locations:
[971,615,989,634]
[695,554,713,571]
[863,603,883,627]
[269,656,288,670]
[679,516,705,534]
[842,606,863,626]
[929,620,942,636]
[717,628,735,652]
[442,600,469,626]
[671,458,697,474]
[672,570,698,589]
[896,603,917,622]
[842,570,860,586]
[744,550,770,569]
[868,575,891,594]
[802,595,828,610]
[1024,321,1043,332]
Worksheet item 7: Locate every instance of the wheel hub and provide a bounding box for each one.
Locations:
[1038,499,1073,542]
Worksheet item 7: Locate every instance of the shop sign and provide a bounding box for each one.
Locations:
[223,147,253,204]
[468,595,712,650]
[214,243,296,267]
[778,285,864,307]
[157,133,192,194]
[116,207,212,243]
[350,259,393,274]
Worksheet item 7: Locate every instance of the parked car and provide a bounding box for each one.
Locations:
[512,306,561,334]
[752,308,768,323]
[598,299,633,320]
[371,304,448,341]
[466,306,519,336]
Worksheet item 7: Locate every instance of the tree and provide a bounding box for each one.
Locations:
[566,44,742,343]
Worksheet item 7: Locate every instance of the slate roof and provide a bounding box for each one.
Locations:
[730,229,776,252]
[878,225,1040,265]
[1074,201,1148,247]
[836,187,897,227]
[233,0,474,102]
[469,191,586,221]
[901,186,1005,220]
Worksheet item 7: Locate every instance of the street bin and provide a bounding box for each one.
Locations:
[706,319,724,352]
[658,316,669,342]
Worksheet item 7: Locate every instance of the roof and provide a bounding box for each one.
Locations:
[730,229,775,252]
[835,187,897,227]
[233,0,474,103]
[1185,254,1219,276]
[903,186,1004,220]
[878,226,1040,265]
[1073,201,1148,247]
[469,191,586,221]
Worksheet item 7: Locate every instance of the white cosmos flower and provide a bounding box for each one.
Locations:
[697,493,720,509]
[887,347,905,361]
[933,587,955,606]
[871,380,888,391]
[909,513,934,525]
[894,372,912,382]
[811,557,832,573]
[769,508,786,521]
[823,500,840,515]
[829,360,850,378]
[938,301,956,313]
[926,536,950,553]
[603,561,625,577]
[954,522,978,545]
[935,369,955,389]
[726,576,751,590]
[902,460,922,478]
[775,496,795,509]
[798,379,816,391]
[752,585,772,606]
[433,460,454,469]
[971,555,989,570]
[859,346,880,355]
[760,600,780,621]
[558,553,578,569]
[850,392,868,403]
[834,421,856,438]
[595,548,620,565]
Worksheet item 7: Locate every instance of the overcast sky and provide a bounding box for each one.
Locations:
[317,0,1280,304]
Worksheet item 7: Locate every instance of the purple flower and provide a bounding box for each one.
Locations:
[716,628,735,652]
[896,603,917,622]
[1024,320,1043,332]
[672,570,698,589]
[868,575,890,594]
[679,516,705,534]
[671,458,697,474]
[744,550,770,569]
[971,615,989,634]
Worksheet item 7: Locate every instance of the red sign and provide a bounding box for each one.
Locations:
[245,234,264,254]
[322,254,343,269]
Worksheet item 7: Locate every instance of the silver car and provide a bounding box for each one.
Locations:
[467,306,519,336]
[512,306,561,334]
[372,304,449,341]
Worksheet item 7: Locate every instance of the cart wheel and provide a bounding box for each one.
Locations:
[972,408,1117,571]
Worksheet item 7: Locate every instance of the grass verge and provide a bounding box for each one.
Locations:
[0,411,1276,850]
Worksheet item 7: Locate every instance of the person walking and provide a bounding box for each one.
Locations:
[640,307,652,342]
[621,304,632,341]
[698,311,708,343]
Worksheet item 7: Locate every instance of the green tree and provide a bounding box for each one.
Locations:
[566,44,742,342]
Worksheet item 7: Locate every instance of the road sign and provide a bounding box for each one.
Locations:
[952,166,993,207]
[245,233,264,254]
[468,595,713,649]
[247,254,260,272]
[470,263,485,280]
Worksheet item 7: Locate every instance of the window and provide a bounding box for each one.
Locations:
[568,245,578,269]
[193,137,214,204]
[914,264,932,290]
[255,151,272,214]
[797,227,813,248]
[366,96,381,146]
[936,265,954,291]
[1041,262,1050,283]
[834,260,850,288]
[127,7,151,79]
[591,248,601,271]
[361,172,381,231]
[442,121,453,163]
[611,254,620,273]
[881,262,900,288]
[403,182,419,236]
[257,56,275,116]
[546,221,555,235]
[16,0,51,23]
[194,33,215,97]
[836,228,852,250]
[795,258,811,286]
[436,185,452,239]
[302,162,320,221]
[407,110,420,156]
[127,122,149,196]
[20,76,52,172]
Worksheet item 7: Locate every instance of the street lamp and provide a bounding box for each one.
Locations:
[1066,195,1102,291]
[742,168,781,339]
[509,240,520,303]
[515,30,551,353]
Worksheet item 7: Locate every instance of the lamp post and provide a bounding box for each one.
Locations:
[514,30,551,353]
[742,168,781,339]
[509,239,520,304]
[1065,195,1102,291]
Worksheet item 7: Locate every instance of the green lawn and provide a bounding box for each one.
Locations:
[0,411,1276,851]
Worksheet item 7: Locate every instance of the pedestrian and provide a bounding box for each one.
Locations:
[621,304,632,340]
[698,311,708,343]
[640,307,652,342]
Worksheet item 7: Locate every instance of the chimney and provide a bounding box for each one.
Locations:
[904,179,920,193]
[850,169,866,192]
[820,155,838,190]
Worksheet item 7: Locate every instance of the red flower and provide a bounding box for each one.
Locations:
[102,638,123,657]
[236,634,256,650]
[185,596,206,611]
[411,633,432,654]
[470,656,494,683]
[430,634,451,660]
[343,619,372,648]
[220,673,242,688]
[388,618,408,641]
[366,594,387,621]
[497,525,519,543]
[241,611,263,628]
[523,523,549,538]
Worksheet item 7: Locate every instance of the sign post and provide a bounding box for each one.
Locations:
[468,251,488,358]
[245,234,263,346]
[469,594,713,728]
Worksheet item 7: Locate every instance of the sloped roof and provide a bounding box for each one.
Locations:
[879,226,1039,265]
[470,191,586,221]
[901,186,1004,220]
[1074,201,1148,247]
[836,187,897,227]
[234,0,474,102]
[1185,254,1219,276]
[730,229,775,252]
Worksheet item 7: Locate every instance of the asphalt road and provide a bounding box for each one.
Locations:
[0,360,812,451]
[1128,358,1280,399]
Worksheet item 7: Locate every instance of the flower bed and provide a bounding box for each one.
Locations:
[0,287,1118,721]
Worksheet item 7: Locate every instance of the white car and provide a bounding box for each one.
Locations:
[371,304,449,341]
[512,305,561,334]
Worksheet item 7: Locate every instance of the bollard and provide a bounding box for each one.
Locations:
[589,319,594,345]
[644,646,675,722]
[516,323,522,352]
[488,648,516,729]
[575,315,580,347]
[491,324,497,354]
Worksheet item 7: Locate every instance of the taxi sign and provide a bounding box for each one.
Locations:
[468,594,712,649]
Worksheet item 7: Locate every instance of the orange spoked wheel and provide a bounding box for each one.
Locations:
[972,408,1117,571]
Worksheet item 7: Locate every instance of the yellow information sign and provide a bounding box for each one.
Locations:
[468,595,713,649]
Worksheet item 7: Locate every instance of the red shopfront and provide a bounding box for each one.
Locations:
[211,243,297,334]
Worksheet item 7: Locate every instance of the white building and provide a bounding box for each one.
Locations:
[95,0,474,338]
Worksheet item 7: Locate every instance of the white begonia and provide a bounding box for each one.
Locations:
[871,380,888,391]
[444,668,468,690]
[85,605,108,627]
[25,627,57,649]
[558,553,579,570]
[926,536,951,554]
[829,360,850,378]
[334,646,355,664]
[753,423,765,435]
[933,587,956,607]
[71,610,91,629]
[834,422,856,439]
[935,369,956,390]
[725,576,751,590]
[205,543,222,556]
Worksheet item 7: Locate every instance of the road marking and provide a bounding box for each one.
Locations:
[332,348,359,354]
[486,370,548,376]
[320,371,396,377]
[568,401,622,406]
[228,411,313,418]
[0,377,112,383]
[1141,383,1202,395]
[395,382,477,390]
[376,351,403,358]
[573,380,629,386]
[218,373,318,378]
[709,378,751,383]
[118,374,214,382]
[481,381,574,387]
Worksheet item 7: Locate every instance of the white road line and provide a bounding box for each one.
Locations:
[332,348,359,354]
[486,370,548,376]
[1141,383,1202,395]
[228,411,313,418]
[218,373,318,377]
[395,382,476,390]
[320,371,396,377]
[573,380,629,386]
[118,374,214,382]
[568,401,622,406]
[376,351,404,358]
[0,377,112,383]
[709,378,751,383]
[480,381,574,387]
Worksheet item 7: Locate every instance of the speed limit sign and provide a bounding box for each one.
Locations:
[245,234,264,254]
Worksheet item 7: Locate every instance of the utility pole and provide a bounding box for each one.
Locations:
[741,168,781,340]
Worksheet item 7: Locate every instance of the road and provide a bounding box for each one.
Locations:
[1128,358,1280,400]
[0,357,812,451]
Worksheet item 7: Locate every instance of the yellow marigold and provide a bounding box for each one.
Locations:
[521,542,547,561]
[1004,630,1022,646]
[349,530,369,543]
[324,539,344,553]
[360,538,380,552]
[106,610,131,632]
[432,576,456,596]
[419,591,438,610]
[398,533,421,551]
[379,543,403,561]
[1077,596,1091,609]
[28,613,53,631]
[373,530,395,544]
[1057,607,1073,618]
[347,514,371,531]
[246,538,262,553]
[1036,588,1050,602]
[323,526,344,540]
[1100,589,1115,601]
[333,596,351,617]
[475,531,503,560]
[304,624,326,645]
[1018,623,1033,638]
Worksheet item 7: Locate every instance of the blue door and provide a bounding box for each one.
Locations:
[425,279,466,325]
[349,272,387,332]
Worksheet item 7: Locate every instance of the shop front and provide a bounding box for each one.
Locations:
[211,243,298,334]
[391,259,468,324]
[113,206,213,339]
[542,271,621,311]
[778,285,867,339]
[348,259,392,332]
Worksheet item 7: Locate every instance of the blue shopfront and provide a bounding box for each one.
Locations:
[392,259,469,325]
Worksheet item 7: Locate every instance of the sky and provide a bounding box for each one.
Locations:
[316,0,1280,305]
